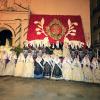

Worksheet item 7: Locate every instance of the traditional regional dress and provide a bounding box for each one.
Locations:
[22,53,34,78]
[14,53,25,77]
[51,56,62,80]
[32,48,37,58]
[72,57,84,82]
[23,49,28,58]
[3,52,17,76]
[34,56,44,79]
[91,57,100,83]
[43,54,52,79]
[0,59,5,76]
[63,43,71,58]
[0,51,8,76]
[62,56,73,80]
[82,56,93,83]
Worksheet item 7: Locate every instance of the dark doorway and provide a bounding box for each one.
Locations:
[0,29,12,46]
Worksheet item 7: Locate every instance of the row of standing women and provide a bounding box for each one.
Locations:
[0,49,100,84]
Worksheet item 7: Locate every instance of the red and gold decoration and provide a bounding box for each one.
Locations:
[46,19,66,40]
[27,14,86,46]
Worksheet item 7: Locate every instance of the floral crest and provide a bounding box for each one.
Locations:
[46,19,66,40]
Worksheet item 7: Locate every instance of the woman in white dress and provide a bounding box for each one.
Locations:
[22,53,34,78]
[0,50,3,75]
[14,53,25,77]
[91,57,99,69]
[72,56,84,82]
[91,57,100,83]
[0,50,8,76]
[82,55,93,83]
[3,51,17,76]
[62,55,73,81]
[0,51,3,76]
[63,42,71,58]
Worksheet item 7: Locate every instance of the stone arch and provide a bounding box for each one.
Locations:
[0,28,12,46]
[0,24,15,46]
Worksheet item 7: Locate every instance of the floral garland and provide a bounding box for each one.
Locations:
[46,19,66,40]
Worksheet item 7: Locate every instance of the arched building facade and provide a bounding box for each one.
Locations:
[0,0,30,47]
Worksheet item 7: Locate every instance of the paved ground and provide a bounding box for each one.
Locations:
[0,76,100,100]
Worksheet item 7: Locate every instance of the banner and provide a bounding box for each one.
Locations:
[27,14,86,46]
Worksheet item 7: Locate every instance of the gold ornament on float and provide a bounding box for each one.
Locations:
[46,19,66,40]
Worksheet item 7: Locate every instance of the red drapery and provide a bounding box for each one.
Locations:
[27,14,86,45]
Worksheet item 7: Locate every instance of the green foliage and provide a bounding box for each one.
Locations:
[13,45,23,57]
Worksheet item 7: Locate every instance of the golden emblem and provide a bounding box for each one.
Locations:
[46,19,66,40]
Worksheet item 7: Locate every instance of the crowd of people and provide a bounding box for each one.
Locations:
[0,43,100,84]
